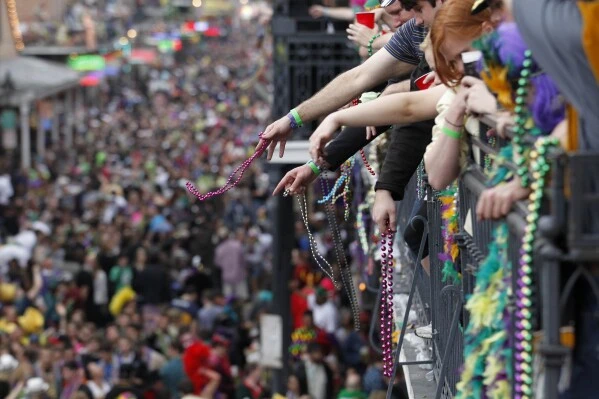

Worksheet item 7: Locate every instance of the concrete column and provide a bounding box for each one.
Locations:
[65,89,74,147]
[36,104,45,158]
[52,96,61,145]
[20,101,31,170]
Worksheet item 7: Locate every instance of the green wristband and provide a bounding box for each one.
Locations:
[441,125,462,140]
[307,160,321,176]
[290,109,303,128]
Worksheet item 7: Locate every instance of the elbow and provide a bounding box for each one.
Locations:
[428,174,448,191]
[427,168,459,190]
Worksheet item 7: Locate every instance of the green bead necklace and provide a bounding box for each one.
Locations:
[512,50,534,187]
[514,136,560,399]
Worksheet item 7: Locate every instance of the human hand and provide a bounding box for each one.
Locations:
[309,5,326,18]
[488,111,515,139]
[423,71,442,87]
[366,126,378,140]
[309,115,341,161]
[372,190,397,233]
[463,78,497,116]
[476,178,530,220]
[257,115,293,160]
[272,164,318,196]
[346,23,379,48]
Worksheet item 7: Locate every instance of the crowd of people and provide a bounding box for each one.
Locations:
[20,0,148,48]
[0,2,409,398]
[4,0,598,397]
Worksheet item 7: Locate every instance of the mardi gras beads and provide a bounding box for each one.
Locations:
[297,193,339,288]
[512,50,534,188]
[187,136,269,201]
[380,225,395,377]
[320,172,362,331]
[513,136,559,399]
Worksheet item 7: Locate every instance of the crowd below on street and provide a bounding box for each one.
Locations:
[0,3,404,399]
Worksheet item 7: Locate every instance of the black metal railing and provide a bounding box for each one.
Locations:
[382,115,599,399]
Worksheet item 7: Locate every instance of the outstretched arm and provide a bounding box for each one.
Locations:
[309,85,445,160]
[259,47,416,159]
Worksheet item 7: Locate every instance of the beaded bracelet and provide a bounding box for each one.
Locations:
[368,33,381,57]
[306,160,321,176]
[290,108,303,128]
[441,125,462,140]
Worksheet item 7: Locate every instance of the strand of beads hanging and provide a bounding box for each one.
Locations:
[416,161,425,200]
[356,203,370,255]
[514,136,560,399]
[297,193,340,288]
[350,98,376,177]
[318,156,355,204]
[360,149,377,176]
[512,50,534,188]
[380,225,395,377]
[319,171,362,331]
[187,135,269,201]
[342,164,353,221]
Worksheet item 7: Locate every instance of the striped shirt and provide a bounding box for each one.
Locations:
[384,19,428,65]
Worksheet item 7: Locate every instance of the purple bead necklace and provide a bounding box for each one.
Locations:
[186,138,269,201]
[380,226,395,377]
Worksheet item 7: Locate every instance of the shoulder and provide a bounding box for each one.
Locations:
[384,19,423,64]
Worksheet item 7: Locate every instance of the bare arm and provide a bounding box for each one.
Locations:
[424,92,466,190]
[295,49,416,122]
[329,84,444,127]
[310,5,356,21]
[308,85,445,160]
[260,46,416,159]
[379,79,411,97]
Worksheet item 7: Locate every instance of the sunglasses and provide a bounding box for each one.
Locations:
[379,0,397,6]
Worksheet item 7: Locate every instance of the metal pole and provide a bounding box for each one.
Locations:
[65,89,74,147]
[52,96,60,145]
[270,164,294,394]
[19,101,31,170]
[36,103,45,158]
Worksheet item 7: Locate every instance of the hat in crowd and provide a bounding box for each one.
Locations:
[0,354,18,372]
[320,277,336,294]
[24,377,49,394]
[109,286,136,316]
[32,221,51,236]
[365,0,381,10]
[0,283,17,303]
[18,307,45,334]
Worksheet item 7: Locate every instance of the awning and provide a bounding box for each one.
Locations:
[0,56,80,106]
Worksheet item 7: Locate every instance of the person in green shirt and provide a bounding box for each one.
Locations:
[109,255,133,293]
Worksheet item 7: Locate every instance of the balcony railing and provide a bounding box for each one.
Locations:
[382,117,599,399]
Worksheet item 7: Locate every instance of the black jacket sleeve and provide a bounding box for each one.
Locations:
[322,125,391,171]
[374,120,434,201]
